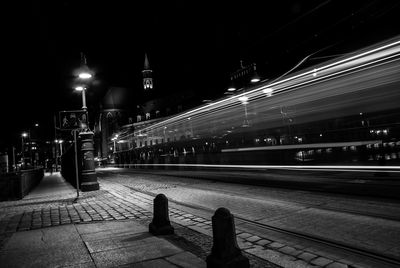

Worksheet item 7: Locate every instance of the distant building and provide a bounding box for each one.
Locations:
[95,53,201,165]
[94,87,131,160]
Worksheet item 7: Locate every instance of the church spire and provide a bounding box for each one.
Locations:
[144,53,150,70]
[142,53,153,90]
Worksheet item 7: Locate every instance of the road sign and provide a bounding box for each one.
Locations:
[59,110,88,130]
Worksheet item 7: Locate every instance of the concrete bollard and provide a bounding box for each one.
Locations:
[206,207,249,268]
[149,194,174,235]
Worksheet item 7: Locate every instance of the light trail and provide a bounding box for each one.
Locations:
[130,36,400,138]
[113,36,400,165]
[221,140,382,152]
[108,163,400,173]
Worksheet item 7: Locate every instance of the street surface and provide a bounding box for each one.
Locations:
[97,167,400,268]
[1,169,399,267]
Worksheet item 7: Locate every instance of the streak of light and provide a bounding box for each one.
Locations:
[221,140,382,152]
[118,36,400,146]
[108,164,400,173]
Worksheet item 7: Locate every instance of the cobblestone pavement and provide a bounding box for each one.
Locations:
[95,180,359,268]
[0,190,152,234]
[1,170,399,268]
[0,179,275,268]
[95,170,400,268]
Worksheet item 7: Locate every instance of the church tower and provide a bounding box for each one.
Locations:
[142,53,153,90]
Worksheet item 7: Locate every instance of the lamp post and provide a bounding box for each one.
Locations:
[21,132,28,167]
[111,137,117,153]
[59,140,64,155]
[74,53,99,192]
[111,134,119,153]
[75,86,87,110]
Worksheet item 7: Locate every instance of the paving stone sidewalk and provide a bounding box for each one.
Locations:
[0,172,275,268]
[0,173,353,268]
[2,171,384,268]
[0,219,206,268]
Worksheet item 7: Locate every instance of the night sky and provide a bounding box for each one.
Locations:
[2,0,399,151]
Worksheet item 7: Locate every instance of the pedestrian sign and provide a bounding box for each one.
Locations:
[59,110,88,130]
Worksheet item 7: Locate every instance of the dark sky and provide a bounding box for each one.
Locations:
[2,0,400,150]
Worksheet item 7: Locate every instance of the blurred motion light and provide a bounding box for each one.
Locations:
[238,96,249,104]
[262,88,273,97]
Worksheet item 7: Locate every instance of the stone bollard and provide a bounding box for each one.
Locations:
[149,194,174,235]
[206,207,249,268]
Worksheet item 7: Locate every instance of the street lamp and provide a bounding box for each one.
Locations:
[111,134,119,153]
[72,53,99,192]
[21,132,28,167]
[250,63,260,83]
[75,85,87,110]
[55,139,64,157]
[59,140,64,155]
[111,137,117,153]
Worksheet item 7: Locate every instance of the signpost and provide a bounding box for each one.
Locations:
[59,110,89,130]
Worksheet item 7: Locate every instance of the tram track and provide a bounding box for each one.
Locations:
[104,168,400,222]
[99,170,400,267]
[161,192,400,268]
[109,181,400,268]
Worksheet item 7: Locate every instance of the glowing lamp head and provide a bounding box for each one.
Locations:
[22,132,28,138]
[75,86,85,91]
[78,72,92,79]
[227,86,237,92]
[250,77,260,83]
